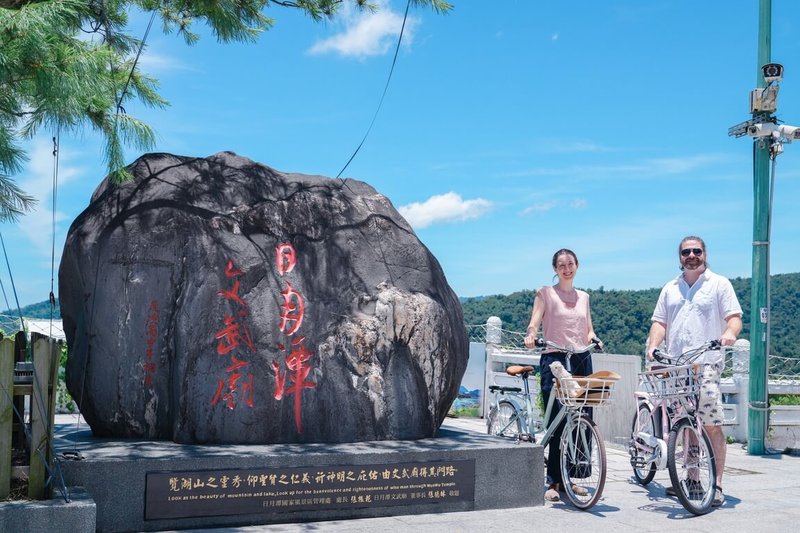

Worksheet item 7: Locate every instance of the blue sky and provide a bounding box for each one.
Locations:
[2,0,800,310]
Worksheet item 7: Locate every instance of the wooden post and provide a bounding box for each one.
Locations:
[0,338,13,499]
[27,337,57,499]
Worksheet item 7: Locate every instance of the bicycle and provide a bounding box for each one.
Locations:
[628,340,722,515]
[486,339,620,510]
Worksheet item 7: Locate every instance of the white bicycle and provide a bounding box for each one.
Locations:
[486,339,620,510]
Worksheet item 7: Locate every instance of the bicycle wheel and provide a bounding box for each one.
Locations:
[667,417,716,515]
[560,413,606,510]
[630,402,657,485]
[487,400,522,439]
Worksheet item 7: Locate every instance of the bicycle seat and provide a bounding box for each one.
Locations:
[505,365,534,376]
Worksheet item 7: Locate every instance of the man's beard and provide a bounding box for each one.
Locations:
[683,260,705,271]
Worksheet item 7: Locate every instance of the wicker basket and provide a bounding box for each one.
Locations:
[639,363,699,400]
[555,372,620,407]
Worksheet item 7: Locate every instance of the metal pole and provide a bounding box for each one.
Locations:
[748,0,771,455]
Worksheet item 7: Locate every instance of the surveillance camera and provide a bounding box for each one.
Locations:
[778,124,800,141]
[747,123,776,137]
[762,63,784,83]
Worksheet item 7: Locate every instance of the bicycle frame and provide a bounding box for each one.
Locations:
[629,340,723,515]
[628,358,702,470]
[488,339,603,444]
[487,365,566,445]
[487,341,619,510]
[631,391,669,470]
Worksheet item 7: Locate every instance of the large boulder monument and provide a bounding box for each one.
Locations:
[59,152,468,444]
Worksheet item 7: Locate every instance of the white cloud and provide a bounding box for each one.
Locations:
[138,50,191,73]
[520,198,586,215]
[505,153,731,180]
[521,201,557,215]
[398,192,492,229]
[542,141,617,154]
[570,198,587,209]
[308,3,418,58]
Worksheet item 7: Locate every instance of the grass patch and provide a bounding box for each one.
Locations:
[448,406,479,418]
[770,394,800,406]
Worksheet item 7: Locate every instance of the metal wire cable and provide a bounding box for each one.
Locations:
[0,232,23,331]
[335,0,411,180]
[49,133,60,338]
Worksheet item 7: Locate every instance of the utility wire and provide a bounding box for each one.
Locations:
[49,133,60,337]
[0,232,23,331]
[116,10,157,113]
[0,274,11,316]
[336,0,411,179]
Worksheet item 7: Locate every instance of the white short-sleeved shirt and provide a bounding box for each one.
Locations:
[651,269,742,364]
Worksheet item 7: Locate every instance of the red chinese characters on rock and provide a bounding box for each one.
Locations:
[143,300,159,387]
[211,259,255,409]
[276,243,296,275]
[272,242,315,434]
[278,282,304,336]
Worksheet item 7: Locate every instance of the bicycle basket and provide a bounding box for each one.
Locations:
[639,364,699,400]
[555,372,619,407]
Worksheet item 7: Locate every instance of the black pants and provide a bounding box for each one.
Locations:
[540,350,593,486]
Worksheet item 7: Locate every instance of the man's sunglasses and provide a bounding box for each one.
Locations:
[681,248,703,257]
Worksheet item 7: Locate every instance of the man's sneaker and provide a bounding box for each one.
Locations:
[686,479,705,499]
[665,479,703,498]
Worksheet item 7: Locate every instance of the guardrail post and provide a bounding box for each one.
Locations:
[482,316,502,418]
[732,339,751,442]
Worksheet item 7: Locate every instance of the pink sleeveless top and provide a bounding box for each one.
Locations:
[537,285,591,352]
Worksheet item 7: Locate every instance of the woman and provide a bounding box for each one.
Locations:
[523,248,602,503]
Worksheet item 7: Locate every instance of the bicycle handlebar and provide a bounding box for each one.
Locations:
[537,338,603,354]
[652,339,721,365]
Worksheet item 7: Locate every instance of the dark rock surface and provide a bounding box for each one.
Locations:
[59,152,467,444]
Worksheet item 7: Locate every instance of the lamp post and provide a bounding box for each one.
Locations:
[726,0,796,455]
[748,0,771,455]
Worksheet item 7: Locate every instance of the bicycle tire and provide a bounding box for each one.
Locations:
[667,417,716,515]
[630,402,658,485]
[487,400,522,439]
[560,413,606,510]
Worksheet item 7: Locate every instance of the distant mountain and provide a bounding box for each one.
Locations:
[458,385,481,398]
[1,299,61,319]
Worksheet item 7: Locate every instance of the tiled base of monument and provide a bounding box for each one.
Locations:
[53,419,543,533]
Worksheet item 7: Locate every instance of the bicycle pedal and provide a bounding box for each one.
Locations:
[630,456,646,468]
[518,433,535,443]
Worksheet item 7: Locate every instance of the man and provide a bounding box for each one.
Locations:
[646,235,742,508]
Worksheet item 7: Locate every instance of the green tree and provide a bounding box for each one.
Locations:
[0,0,453,221]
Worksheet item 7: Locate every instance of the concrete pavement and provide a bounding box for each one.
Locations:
[174,415,800,533]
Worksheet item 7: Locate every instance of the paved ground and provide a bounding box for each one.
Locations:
[168,416,800,533]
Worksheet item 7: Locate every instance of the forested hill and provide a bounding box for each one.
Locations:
[461,272,800,358]
[3,299,61,319]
